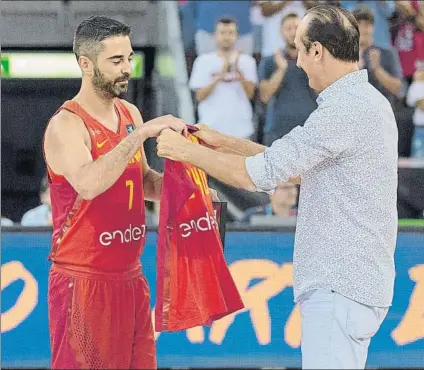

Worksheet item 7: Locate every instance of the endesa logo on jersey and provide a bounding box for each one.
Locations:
[99,224,146,247]
[179,211,218,238]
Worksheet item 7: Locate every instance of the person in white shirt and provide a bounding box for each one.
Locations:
[189,17,258,139]
[407,68,424,157]
[1,216,14,226]
[260,0,306,57]
[21,176,52,226]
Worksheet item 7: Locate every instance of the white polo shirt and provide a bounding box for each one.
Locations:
[189,52,258,138]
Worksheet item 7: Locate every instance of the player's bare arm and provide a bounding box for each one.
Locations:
[122,100,164,201]
[44,109,186,200]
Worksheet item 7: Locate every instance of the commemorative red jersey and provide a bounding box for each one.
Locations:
[155,134,244,332]
[43,99,146,273]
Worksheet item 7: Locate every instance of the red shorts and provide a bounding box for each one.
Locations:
[48,264,156,369]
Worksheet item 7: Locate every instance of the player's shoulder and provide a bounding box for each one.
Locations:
[47,108,85,135]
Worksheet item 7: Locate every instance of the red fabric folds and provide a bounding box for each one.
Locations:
[155,135,244,332]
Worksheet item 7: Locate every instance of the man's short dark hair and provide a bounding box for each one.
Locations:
[215,17,238,30]
[352,7,375,25]
[73,16,131,61]
[303,5,360,62]
[281,13,300,25]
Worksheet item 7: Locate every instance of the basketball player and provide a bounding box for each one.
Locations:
[43,16,187,369]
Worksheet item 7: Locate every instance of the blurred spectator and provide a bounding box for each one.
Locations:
[193,1,253,55]
[189,18,257,139]
[1,216,14,226]
[353,8,405,105]
[392,0,424,83]
[259,13,317,146]
[240,182,298,223]
[341,1,396,49]
[407,68,424,157]
[260,0,306,57]
[21,176,52,227]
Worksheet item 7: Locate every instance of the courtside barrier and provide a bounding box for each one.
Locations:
[2,227,423,368]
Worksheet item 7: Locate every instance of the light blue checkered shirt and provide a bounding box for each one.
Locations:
[245,70,398,307]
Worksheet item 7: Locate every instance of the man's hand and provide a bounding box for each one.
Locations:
[368,48,381,72]
[212,56,231,82]
[157,129,191,161]
[234,50,243,78]
[191,124,227,149]
[274,49,288,71]
[141,115,188,140]
[222,56,231,74]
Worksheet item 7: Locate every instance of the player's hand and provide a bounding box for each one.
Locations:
[157,129,190,161]
[141,115,188,139]
[191,123,226,149]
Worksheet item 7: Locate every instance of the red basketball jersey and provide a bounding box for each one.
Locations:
[155,135,244,332]
[43,99,146,273]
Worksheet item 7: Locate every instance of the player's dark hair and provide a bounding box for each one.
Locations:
[73,16,131,61]
[302,4,360,62]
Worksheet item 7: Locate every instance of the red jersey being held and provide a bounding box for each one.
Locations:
[155,135,244,332]
[43,99,146,273]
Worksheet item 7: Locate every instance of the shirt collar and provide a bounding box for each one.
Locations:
[316,70,368,105]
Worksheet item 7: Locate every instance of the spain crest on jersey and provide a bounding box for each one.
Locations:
[126,123,135,134]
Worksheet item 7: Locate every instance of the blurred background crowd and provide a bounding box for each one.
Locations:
[2,0,424,228]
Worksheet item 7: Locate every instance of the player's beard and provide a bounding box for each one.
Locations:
[92,65,130,99]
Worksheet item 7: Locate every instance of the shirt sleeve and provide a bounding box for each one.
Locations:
[245,104,355,192]
[189,56,210,90]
